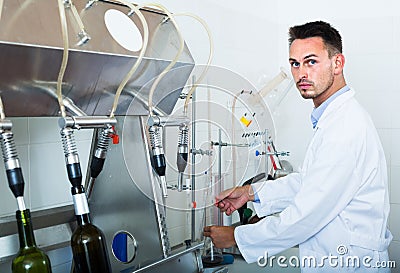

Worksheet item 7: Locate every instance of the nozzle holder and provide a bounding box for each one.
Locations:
[147,115,189,127]
[59,116,117,130]
[0,120,13,131]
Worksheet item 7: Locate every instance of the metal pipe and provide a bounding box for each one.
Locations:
[264,129,269,178]
[191,78,196,242]
[147,115,190,127]
[211,141,249,148]
[217,129,222,226]
[58,116,117,129]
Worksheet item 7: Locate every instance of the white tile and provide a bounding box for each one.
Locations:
[165,188,190,212]
[343,17,395,55]
[390,86,400,129]
[29,142,72,210]
[166,207,187,229]
[391,130,400,166]
[167,226,188,247]
[389,204,400,241]
[28,117,60,144]
[356,92,391,129]
[9,117,29,145]
[394,16,400,54]
[391,166,400,204]
[388,240,400,273]
[377,129,391,167]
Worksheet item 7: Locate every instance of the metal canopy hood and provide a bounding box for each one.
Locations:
[0,0,195,116]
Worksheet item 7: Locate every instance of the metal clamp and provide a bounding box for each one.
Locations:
[191,148,213,156]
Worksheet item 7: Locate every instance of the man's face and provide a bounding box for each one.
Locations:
[289,37,337,103]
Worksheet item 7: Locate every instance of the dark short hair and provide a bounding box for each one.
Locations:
[288,21,342,57]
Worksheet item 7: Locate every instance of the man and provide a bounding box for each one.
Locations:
[204,21,392,272]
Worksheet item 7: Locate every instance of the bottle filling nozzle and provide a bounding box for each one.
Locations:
[0,97,26,210]
[177,124,188,192]
[60,127,82,188]
[0,130,26,210]
[86,125,115,198]
[148,125,168,197]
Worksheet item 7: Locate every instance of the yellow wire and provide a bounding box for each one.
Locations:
[57,0,69,118]
[108,1,149,118]
[173,13,214,116]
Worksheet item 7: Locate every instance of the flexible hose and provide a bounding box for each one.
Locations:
[69,1,85,31]
[173,13,214,116]
[109,1,149,118]
[0,97,5,120]
[136,3,184,116]
[0,0,4,21]
[57,0,69,118]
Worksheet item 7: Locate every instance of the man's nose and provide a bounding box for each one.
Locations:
[298,65,308,79]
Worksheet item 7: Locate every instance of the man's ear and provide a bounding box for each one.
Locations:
[334,54,345,75]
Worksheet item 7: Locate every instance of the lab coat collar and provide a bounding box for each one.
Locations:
[314,89,355,130]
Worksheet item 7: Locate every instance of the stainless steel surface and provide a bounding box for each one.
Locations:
[0,0,194,117]
[0,120,13,130]
[89,116,164,272]
[58,116,117,129]
[86,116,203,272]
[131,243,203,273]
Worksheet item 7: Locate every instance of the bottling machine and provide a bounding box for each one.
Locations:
[0,0,203,272]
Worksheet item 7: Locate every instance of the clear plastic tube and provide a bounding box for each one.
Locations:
[108,1,149,118]
[0,0,4,21]
[68,0,90,45]
[69,1,85,31]
[172,13,214,116]
[136,3,184,116]
[0,97,5,120]
[57,0,69,118]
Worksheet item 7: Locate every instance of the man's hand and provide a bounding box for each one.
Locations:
[203,225,236,249]
[215,185,255,216]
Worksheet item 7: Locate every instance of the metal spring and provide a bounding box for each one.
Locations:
[0,131,18,162]
[60,127,78,157]
[178,125,189,146]
[148,126,162,149]
[96,126,113,152]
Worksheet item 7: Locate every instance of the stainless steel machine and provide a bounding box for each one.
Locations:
[0,0,203,272]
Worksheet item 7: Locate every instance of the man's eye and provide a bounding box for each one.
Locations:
[291,62,300,68]
[309,60,316,65]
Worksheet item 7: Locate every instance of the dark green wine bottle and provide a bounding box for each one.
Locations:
[71,186,111,273]
[12,209,52,273]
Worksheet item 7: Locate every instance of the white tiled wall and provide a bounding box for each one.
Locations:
[0,117,92,217]
[157,1,400,269]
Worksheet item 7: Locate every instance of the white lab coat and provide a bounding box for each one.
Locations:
[235,89,392,272]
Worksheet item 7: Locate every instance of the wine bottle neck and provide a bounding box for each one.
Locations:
[75,213,92,226]
[16,209,37,248]
[71,186,92,226]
